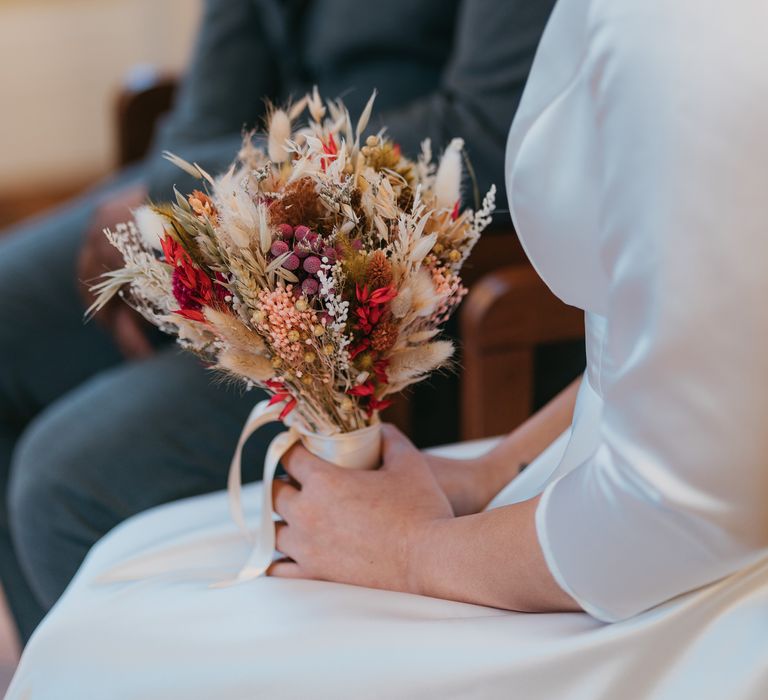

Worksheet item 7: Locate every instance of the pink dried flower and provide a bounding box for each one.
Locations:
[172,268,200,310]
[283,254,300,271]
[303,256,322,274]
[256,286,317,366]
[301,278,319,296]
[271,240,290,257]
[429,264,467,325]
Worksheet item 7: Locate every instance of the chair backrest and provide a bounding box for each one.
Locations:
[460,264,585,440]
[114,74,177,167]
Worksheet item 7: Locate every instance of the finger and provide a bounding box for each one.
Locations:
[272,479,300,521]
[113,308,154,360]
[380,423,420,469]
[281,444,332,484]
[274,522,296,557]
[267,558,305,579]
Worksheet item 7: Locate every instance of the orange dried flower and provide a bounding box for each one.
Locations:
[188,190,217,219]
[366,250,393,289]
[370,320,398,353]
[269,177,324,228]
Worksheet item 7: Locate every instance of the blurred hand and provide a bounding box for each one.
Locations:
[78,183,154,360]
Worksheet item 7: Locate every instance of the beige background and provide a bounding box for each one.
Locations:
[0,0,201,191]
[0,1,201,689]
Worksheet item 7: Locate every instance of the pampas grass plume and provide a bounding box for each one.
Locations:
[390,286,412,318]
[268,109,292,163]
[217,349,274,384]
[387,340,454,385]
[133,205,166,251]
[433,137,464,209]
[410,268,439,318]
[204,308,267,355]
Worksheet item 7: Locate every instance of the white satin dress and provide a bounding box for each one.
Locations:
[8,0,768,697]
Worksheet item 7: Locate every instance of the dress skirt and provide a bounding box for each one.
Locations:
[7,384,768,699]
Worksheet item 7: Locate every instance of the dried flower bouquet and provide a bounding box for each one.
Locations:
[90,89,496,437]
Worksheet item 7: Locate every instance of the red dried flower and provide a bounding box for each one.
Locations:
[162,235,226,318]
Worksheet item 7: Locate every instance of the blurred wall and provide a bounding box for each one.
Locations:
[0,0,201,192]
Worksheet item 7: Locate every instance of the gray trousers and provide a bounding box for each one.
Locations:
[0,176,275,643]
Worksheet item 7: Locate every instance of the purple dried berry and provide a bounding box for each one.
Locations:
[278,223,294,239]
[282,254,300,271]
[294,225,311,242]
[322,246,337,264]
[303,256,322,275]
[270,240,290,257]
[301,278,320,296]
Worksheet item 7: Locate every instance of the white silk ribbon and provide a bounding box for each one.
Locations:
[214,401,382,588]
[94,400,381,587]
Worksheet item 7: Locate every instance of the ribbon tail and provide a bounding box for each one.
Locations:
[226,400,282,542]
[213,427,300,588]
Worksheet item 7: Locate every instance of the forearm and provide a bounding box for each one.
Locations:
[410,497,580,613]
[425,377,581,517]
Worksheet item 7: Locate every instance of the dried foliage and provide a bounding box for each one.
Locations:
[90,90,495,434]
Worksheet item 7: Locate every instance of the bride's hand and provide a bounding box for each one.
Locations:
[269,424,453,593]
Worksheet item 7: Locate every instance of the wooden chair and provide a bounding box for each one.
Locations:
[114,73,177,167]
[460,264,585,440]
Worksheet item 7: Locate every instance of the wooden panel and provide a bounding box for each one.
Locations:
[0,181,97,230]
[460,265,585,440]
[460,225,527,287]
[462,347,534,440]
[114,77,177,167]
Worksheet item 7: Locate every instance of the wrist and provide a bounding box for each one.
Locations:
[476,440,530,504]
[472,451,503,509]
[405,517,451,597]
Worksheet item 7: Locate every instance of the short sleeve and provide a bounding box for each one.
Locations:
[536,0,768,622]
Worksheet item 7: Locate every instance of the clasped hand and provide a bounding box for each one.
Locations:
[269,425,454,594]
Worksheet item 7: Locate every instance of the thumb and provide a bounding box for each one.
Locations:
[380,423,420,470]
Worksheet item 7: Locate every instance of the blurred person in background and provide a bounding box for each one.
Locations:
[0,0,556,643]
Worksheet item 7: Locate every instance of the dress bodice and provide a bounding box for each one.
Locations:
[502,0,768,622]
[504,0,608,314]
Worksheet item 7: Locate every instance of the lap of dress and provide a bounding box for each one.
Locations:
[7,435,768,700]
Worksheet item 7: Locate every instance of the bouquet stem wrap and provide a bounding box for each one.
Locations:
[217,400,382,586]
